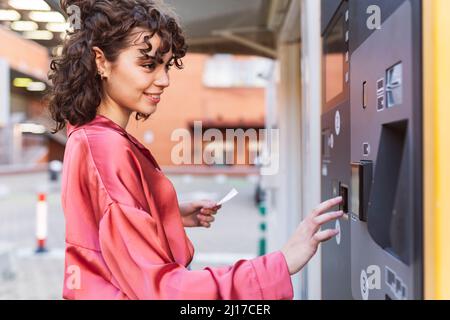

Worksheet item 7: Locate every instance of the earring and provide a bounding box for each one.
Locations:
[98,71,105,79]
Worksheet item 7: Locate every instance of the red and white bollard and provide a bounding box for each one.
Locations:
[35,192,48,253]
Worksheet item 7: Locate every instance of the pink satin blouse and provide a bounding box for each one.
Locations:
[61,114,294,300]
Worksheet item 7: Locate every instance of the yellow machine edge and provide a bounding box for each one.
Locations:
[423,0,450,300]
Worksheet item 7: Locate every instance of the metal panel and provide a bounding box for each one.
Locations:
[349,0,422,300]
[320,0,352,300]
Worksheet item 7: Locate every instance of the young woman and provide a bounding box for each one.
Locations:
[48,0,343,300]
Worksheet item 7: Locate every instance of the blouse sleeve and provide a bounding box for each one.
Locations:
[98,202,294,300]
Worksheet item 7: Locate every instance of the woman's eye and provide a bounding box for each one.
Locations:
[142,62,173,71]
[143,63,156,70]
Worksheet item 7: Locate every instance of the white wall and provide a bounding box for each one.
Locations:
[263,0,323,300]
[263,1,303,299]
[0,59,10,127]
[299,0,323,300]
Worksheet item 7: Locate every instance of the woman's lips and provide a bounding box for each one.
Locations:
[144,93,161,104]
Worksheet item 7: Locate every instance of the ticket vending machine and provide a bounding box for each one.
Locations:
[321,0,423,300]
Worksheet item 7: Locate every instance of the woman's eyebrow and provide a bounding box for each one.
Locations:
[136,53,156,62]
[137,54,173,64]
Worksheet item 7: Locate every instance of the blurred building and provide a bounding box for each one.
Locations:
[0,0,269,170]
[0,0,62,168]
[0,26,50,167]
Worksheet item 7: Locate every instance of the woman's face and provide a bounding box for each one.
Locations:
[97,28,173,118]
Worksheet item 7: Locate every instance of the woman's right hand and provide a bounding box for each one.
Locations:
[280,196,344,275]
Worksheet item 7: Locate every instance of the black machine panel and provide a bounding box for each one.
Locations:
[321,0,422,300]
[320,0,352,300]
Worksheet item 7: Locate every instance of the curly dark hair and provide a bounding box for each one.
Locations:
[46,0,187,134]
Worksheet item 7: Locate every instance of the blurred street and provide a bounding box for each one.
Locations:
[0,171,261,299]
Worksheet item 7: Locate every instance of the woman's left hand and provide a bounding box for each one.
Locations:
[179,200,222,228]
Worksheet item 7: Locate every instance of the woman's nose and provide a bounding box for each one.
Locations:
[154,70,170,88]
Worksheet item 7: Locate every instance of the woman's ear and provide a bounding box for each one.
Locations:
[92,46,110,78]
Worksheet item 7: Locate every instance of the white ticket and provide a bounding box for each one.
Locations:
[216,188,238,205]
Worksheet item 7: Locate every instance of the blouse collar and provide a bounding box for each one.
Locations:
[66,114,127,137]
[66,114,161,171]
